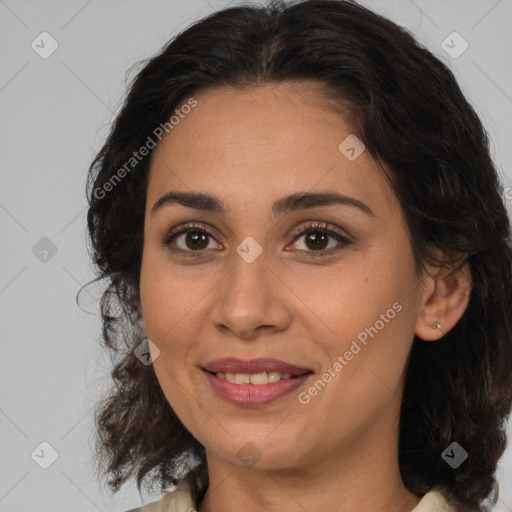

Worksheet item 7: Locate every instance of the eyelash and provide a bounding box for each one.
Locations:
[161,221,352,258]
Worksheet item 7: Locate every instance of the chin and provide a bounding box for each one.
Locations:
[205,434,306,471]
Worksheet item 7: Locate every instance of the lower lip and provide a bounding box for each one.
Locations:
[202,370,312,406]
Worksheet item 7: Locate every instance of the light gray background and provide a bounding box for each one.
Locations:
[1,0,511,511]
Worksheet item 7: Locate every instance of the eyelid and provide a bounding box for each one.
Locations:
[288,221,351,242]
[164,221,219,244]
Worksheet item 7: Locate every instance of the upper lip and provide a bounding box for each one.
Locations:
[202,357,313,376]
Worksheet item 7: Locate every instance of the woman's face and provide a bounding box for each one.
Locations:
[140,82,427,471]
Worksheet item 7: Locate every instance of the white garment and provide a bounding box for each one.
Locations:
[411,489,455,511]
[127,482,456,512]
[126,481,195,511]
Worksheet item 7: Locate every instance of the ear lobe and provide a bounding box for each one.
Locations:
[415,262,472,341]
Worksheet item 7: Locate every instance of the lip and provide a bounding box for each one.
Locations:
[202,370,313,406]
[202,357,312,376]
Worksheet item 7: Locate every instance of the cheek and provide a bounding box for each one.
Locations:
[140,265,203,421]
[300,279,416,434]
[311,265,400,336]
[140,254,202,343]
[139,260,212,408]
[309,247,418,375]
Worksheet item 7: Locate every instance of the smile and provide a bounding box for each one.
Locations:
[201,369,313,406]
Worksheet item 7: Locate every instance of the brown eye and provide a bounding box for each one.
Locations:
[162,222,220,257]
[164,225,219,254]
[289,222,352,257]
[163,221,351,258]
[302,231,330,251]
[182,231,209,250]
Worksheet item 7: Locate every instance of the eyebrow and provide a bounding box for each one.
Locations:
[151,190,375,217]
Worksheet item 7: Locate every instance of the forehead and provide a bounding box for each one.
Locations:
[147,82,396,217]
[153,82,353,154]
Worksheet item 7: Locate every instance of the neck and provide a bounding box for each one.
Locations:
[197,411,421,512]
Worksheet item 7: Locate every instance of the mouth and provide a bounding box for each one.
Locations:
[202,369,311,384]
[200,357,313,405]
[201,357,313,384]
[201,368,313,406]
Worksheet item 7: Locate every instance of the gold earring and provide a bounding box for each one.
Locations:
[432,321,442,330]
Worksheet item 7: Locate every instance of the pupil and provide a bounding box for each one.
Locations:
[307,232,328,250]
[186,231,208,250]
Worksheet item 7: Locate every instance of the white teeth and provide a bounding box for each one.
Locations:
[251,372,270,384]
[235,373,251,384]
[215,371,295,384]
[268,371,281,383]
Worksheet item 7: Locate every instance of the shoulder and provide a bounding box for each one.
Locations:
[411,489,457,512]
[126,481,196,512]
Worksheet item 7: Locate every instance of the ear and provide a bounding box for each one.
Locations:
[415,261,472,341]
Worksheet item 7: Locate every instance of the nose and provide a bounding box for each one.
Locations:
[209,253,293,341]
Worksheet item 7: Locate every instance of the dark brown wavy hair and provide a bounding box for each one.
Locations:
[84,1,512,510]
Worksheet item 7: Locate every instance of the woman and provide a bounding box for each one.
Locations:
[85,1,512,511]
